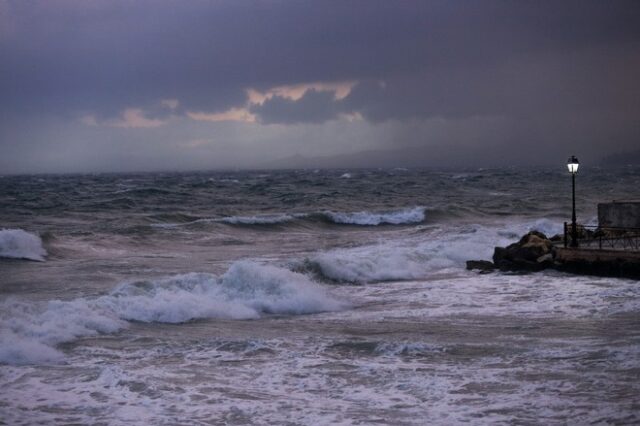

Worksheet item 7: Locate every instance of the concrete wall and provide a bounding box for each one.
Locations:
[598,201,640,228]
[556,247,640,262]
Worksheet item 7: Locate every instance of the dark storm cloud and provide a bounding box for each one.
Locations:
[2,0,639,118]
[342,45,640,123]
[1,0,640,173]
[250,90,343,124]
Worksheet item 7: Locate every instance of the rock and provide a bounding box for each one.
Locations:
[518,232,552,258]
[536,253,553,263]
[492,246,508,264]
[466,260,496,273]
[519,230,548,243]
[536,253,554,268]
[475,227,640,279]
[492,231,555,272]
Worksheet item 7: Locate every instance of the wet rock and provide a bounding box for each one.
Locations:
[470,227,640,279]
[536,253,553,263]
[550,234,563,242]
[466,260,496,273]
[536,253,554,268]
[492,231,555,272]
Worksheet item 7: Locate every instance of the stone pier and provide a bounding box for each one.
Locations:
[554,247,640,278]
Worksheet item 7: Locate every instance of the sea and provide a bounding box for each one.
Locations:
[1,166,639,425]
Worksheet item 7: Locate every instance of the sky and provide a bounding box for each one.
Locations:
[1,0,639,174]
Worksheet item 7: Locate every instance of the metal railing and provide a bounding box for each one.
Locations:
[563,223,640,251]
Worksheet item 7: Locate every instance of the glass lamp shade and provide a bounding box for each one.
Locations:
[567,156,579,174]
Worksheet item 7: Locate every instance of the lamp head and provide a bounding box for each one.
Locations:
[567,155,579,174]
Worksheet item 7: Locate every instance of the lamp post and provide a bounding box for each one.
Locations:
[567,155,579,247]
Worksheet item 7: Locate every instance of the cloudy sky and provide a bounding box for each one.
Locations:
[1,1,639,173]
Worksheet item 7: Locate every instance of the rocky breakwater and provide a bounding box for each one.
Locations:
[493,231,556,272]
[467,230,640,279]
[466,231,557,274]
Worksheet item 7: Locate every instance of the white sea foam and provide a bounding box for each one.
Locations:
[0,298,124,365]
[374,342,444,356]
[96,272,258,323]
[323,207,426,226]
[99,261,343,323]
[0,228,47,261]
[0,261,344,365]
[218,213,304,225]
[310,245,427,283]
[3,330,638,425]
[223,208,426,226]
[0,330,65,365]
[528,218,564,237]
[327,268,640,322]
[153,208,427,228]
[151,213,307,228]
[305,221,548,283]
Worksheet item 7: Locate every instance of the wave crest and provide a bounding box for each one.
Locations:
[154,207,426,229]
[0,228,47,261]
[0,298,124,365]
[219,214,304,225]
[321,207,426,226]
[100,262,343,323]
[301,223,527,283]
[0,261,344,365]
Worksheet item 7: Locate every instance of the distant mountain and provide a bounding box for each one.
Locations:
[263,144,569,170]
[600,149,640,165]
[263,147,465,170]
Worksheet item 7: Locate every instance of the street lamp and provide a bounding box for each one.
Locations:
[567,155,579,247]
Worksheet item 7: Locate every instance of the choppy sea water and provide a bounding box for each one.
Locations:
[1,167,639,425]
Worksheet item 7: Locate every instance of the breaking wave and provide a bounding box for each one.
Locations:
[0,228,47,261]
[320,207,426,226]
[0,298,124,365]
[101,261,344,322]
[219,213,305,225]
[151,213,306,228]
[220,207,426,226]
[0,261,344,365]
[528,218,564,238]
[152,207,427,228]
[299,220,552,284]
